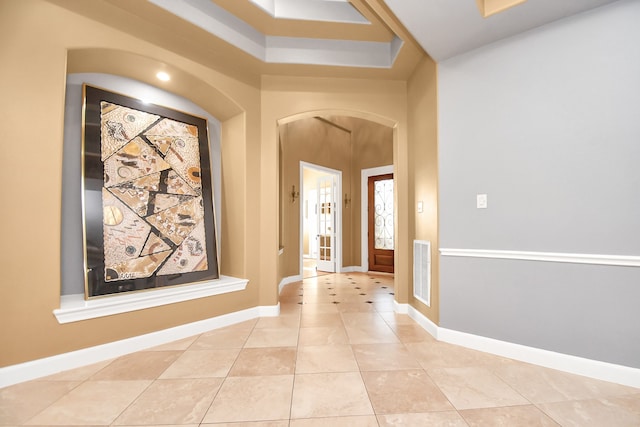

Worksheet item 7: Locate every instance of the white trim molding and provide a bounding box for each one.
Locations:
[300,161,343,275]
[259,303,281,318]
[399,304,640,389]
[54,276,248,324]
[393,300,408,314]
[440,248,640,267]
[342,266,367,273]
[279,275,303,293]
[1,304,277,389]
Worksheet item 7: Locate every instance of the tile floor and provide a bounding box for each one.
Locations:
[302,258,331,279]
[2,272,640,426]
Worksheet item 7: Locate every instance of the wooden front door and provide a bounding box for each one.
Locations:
[368,173,394,273]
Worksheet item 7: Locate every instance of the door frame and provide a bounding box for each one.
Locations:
[361,165,393,271]
[300,161,343,275]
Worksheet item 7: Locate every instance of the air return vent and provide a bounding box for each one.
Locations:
[413,240,431,307]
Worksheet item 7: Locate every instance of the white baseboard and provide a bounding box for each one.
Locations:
[394,300,408,314]
[259,303,280,317]
[341,266,367,273]
[7,299,638,390]
[405,304,439,338]
[0,304,278,389]
[278,275,303,293]
[399,304,640,389]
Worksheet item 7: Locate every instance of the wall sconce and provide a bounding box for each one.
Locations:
[344,193,351,208]
[290,185,300,203]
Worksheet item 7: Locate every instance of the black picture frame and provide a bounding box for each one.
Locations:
[82,85,219,299]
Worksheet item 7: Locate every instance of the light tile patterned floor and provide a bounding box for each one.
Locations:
[2,272,640,426]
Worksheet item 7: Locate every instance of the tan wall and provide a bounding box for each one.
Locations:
[282,118,342,275]
[0,0,261,367]
[280,118,351,277]
[407,56,440,323]
[262,76,411,303]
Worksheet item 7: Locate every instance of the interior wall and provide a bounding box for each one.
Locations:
[0,0,417,371]
[407,56,439,323]
[438,0,640,368]
[0,0,261,368]
[220,113,248,279]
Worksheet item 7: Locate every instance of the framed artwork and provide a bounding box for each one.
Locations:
[82,85,219,299]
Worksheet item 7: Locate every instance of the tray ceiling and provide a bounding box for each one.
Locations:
[47,0,621,84]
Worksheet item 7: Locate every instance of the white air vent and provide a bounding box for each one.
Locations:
[413,240,431,307]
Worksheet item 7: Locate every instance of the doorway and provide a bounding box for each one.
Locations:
[301,162,342,277]
[368,173,394,273]
[361,165,394,273]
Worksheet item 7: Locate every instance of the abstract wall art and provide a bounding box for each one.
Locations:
[82,85,219,298]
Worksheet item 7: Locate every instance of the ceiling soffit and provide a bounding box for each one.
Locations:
[214,0,393,41]
[249,0,369,24]
[45,0,426,85]
[149,0,404,69]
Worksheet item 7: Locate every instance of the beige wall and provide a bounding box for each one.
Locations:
[0,0,261,367]
[0,0,436,369]
[407,56,440,322]
[280,118,351,277]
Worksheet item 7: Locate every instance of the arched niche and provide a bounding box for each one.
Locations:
[67,48,243,121]
[62,48,249,298]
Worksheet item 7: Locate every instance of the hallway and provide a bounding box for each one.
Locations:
[2,273,639,426]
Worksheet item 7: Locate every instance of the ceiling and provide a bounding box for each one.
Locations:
[385,0,621,61]
[49,0,621,84]
[147,0,403,68]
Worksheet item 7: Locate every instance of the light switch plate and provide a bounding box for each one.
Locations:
[417,201,423,213]
[477,194,487,209]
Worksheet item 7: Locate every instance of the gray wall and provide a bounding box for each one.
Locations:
[440,257,640,368]
[438,0,640,368]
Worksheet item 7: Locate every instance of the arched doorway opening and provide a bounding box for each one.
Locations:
[278,114,394,280]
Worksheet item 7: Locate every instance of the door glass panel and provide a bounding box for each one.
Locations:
[374,179,394,250]
[318,178,334,262]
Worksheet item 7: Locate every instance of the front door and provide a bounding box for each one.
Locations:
[316,175,336,272]
[368,173,394,273]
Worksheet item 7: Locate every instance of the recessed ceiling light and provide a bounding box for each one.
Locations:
[156,71,170,81]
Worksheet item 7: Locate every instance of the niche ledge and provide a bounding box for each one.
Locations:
[54,275,248,324]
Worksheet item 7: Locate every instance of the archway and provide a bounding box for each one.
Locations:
[277,112,396,283]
